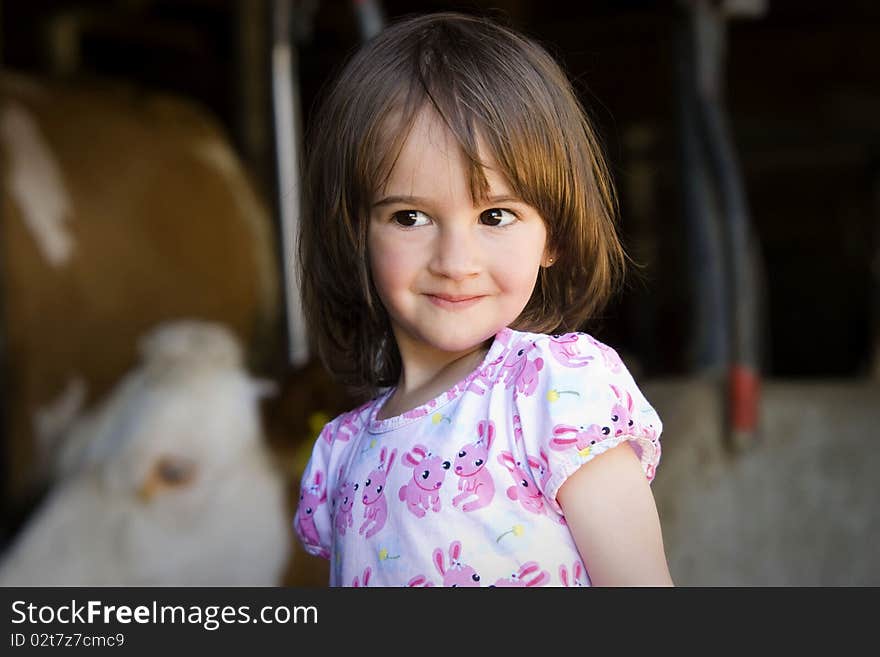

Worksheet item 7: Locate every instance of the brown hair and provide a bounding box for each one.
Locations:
[299,11,627,400]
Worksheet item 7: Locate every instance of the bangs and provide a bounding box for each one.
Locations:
[365,89,493,209]
[362,27,580,218]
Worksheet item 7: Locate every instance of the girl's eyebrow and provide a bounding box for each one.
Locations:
[372,194,523,208]
[372,195,429,208]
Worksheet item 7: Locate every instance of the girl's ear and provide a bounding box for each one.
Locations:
[542,249,558,268]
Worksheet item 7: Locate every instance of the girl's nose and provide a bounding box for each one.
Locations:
[428,224,481,280]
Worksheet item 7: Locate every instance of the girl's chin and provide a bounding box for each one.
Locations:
[394,327,490,357]
[424,329,505,356]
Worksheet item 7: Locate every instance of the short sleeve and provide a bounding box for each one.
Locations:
[512,332,663,516]
[292,420,336,560]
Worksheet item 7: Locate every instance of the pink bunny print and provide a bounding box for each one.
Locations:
[500,338,544,397]
[463,353,505,396]
[359,446,397,539]
[336,405,366,442]
[512,412,525,443]
[452,420,496,512]
[399,444,451,518]
[640,420,660,443]
[332,465,358,536]
[352,567,371,587]
[609,384,638,437]
[548,332,594,368]
[512,414,552,490]
[406,575,436,587]
[535,448,553,491]
[498,450,547,516]
[433,541,482,587]
[318,423,335,445]
[549,423,610,457]
[587,335,623,373]
[632,420,660,481]
[608,385,660,447]
[295,469,328,556]
[559,561,589,587]
[492,562,550,587]
[509,416,564,524]
[322,402,369,444]
[494,327,516,349]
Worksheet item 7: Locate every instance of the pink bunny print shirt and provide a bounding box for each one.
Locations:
[293,328,662,587]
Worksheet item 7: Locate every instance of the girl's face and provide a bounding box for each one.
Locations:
[368,108,552,369]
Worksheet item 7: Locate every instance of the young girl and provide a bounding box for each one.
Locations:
[294,12,673,587]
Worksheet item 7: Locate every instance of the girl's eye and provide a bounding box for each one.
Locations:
[392,210,430,227]
[479,208,517,227]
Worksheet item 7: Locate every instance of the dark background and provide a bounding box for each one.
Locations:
[2,0,878,380]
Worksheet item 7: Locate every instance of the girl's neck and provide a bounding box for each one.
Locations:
[377,340,492,420]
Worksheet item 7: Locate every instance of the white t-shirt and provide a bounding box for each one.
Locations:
[294,327,662,587]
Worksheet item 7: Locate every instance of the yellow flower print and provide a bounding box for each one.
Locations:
[546,389,580,402]
[496,524,525,543]
[361,438,377,455]
[578,446,592,458]
[432,412,451,425]
[378,547,400,561]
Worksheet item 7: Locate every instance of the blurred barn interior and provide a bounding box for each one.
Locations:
[0,0,877,585]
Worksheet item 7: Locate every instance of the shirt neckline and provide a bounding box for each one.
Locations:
[367,327,514,434]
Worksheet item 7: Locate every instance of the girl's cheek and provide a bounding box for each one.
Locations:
[373,231,431,268]
[369,242,415,293]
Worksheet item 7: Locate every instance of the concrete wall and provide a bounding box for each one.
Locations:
[646,378,879,586]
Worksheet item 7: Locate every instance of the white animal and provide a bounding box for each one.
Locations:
[0,320,291,586]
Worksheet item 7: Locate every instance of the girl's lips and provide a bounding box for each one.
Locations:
[426,294,485,310]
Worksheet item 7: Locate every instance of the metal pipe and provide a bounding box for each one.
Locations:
[675,6,730,373]
[353,0,385,41]
[270,0,309,367]
[691,1,764,448]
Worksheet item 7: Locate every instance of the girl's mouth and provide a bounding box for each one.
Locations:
[426,294,485,310]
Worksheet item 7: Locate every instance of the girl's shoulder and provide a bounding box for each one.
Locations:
[501,328,663,495]
[486,327,645,428]
[497,327,660,443]
[496,327,625,373]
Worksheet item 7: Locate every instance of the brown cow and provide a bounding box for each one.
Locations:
[0,71,282,520]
